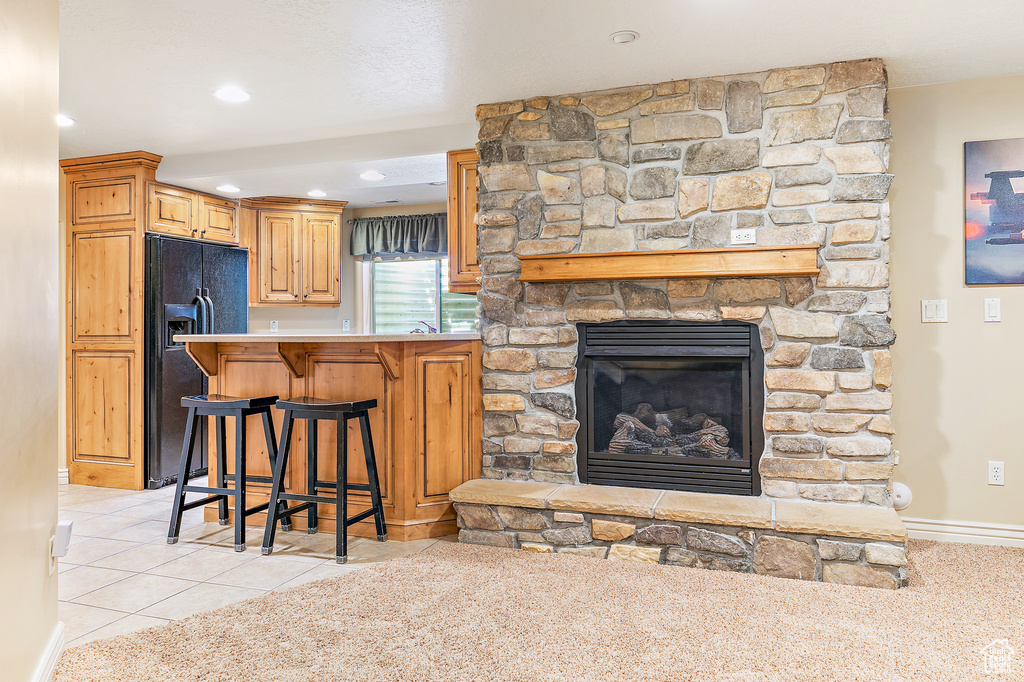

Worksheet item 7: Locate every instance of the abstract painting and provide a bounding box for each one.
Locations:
[965,138,1024,284]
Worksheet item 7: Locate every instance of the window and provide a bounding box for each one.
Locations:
[371,257,477,333]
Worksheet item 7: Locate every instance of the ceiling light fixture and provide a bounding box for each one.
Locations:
[216,184,241,193]
[359,170,387,181]
[55,114,76,127]
[214,85,250,102]
[428,181,446,186]
[609,30,639,44]
[307,189,327,198]
[374,200,401,205]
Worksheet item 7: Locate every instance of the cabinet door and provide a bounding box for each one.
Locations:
[446,149,480,293]
[258,211,301,303]
[301,213,340,304]
[148,183,197,238]
[198,195,239,244]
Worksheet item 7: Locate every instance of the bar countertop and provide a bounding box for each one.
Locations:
[174,332,482,343]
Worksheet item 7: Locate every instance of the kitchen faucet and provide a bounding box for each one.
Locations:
[415,320,438,333]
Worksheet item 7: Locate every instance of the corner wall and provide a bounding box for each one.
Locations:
[889,74,1024,534]
[0,0,61,678]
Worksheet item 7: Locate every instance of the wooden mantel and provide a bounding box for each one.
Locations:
[518,245,819,283]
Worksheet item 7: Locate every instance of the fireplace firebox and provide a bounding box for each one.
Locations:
[575,320,764,496]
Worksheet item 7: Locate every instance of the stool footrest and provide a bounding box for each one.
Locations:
[313,481,371,493]
[346,508,378,525]
[223,474,275,486]
[182,485,229,496]
[277,502,315,518]
[181,495,226,511]
[278,492,335,505]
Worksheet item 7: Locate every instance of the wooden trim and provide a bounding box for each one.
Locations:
[518,245,820,282]
[59,151,162,173]
[242,196,348,212]
[185,342,219,377]
[276,342,306,378]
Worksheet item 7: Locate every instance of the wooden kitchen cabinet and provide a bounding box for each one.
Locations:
[244,197,346,306]
[147,182,239,244]
[446,148,480,293]
[61,152,161,490]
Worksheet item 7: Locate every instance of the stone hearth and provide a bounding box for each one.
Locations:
[453,58,905,587]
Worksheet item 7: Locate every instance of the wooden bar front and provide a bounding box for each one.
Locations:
[181,335,482,540]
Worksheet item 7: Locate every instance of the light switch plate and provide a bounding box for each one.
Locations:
[985,298,1001,322]
[921,299,948,323]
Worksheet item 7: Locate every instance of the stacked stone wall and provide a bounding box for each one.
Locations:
[475,59,895,506]
[455,501,908,589]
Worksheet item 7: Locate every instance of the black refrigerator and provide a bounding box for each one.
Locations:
[144,235,249,489]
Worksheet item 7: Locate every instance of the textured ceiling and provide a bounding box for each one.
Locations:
[58,0,1024,206]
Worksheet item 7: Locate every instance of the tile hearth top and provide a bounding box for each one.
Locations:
[450,480,907,543]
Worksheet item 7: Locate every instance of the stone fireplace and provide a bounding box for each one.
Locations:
[449,59,909,588]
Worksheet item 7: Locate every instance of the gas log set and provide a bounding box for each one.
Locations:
[607,402,738,460]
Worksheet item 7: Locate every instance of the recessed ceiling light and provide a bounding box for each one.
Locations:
[214,85,250,102]
[55,114,76,127]
[428,181,446,186]
[374,200,401,205]
[307,189,327,198]
[360,170,387,182]
[216,184,241,193]
[609,30,639,44]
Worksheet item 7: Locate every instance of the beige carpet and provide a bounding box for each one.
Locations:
[55,539,1024,682]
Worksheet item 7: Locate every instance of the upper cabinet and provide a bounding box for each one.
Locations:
[147,182,239,244]
[446,148,480,293]
[244,197,346,306]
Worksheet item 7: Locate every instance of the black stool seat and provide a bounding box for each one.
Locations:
[262,396,387,563]
[167,393,288,552]
[181,394,279,410]
[275,397,377,412]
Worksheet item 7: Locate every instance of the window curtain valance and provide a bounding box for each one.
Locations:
[350,212,447,256]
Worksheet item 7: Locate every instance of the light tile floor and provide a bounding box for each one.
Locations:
[58,483,455,649]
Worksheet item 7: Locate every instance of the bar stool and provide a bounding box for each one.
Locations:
[262,397,387,564]
[167,394,287,552]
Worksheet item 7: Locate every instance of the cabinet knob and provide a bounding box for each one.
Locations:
[201,230,206,236]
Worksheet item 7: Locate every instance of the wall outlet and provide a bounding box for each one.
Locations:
[988,460,1005,486]
[343,319,350,332]
[270,320,278,333]
[730,228,756,245]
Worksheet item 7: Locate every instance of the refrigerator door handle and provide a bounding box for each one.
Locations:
[193,288,209,334]
[202,287,215,334]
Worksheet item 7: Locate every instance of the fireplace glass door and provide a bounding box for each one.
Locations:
[576,321,763,496]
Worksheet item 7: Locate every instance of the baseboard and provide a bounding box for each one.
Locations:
[57,469,69,485]
[32,621,64,682]
[901,516,1024,548]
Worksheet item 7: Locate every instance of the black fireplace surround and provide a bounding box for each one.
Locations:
[575,320,764,496]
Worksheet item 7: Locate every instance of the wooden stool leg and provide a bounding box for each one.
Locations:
[262,408,294,556]
[168,407,200,543]
[215,416,229,525]
[233,411,247,552]
[336,414,348,563]
[307,417,319,534]
[261,408,290,531]
[358,411,388,542]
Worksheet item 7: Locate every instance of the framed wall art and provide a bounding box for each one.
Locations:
[965,137,1024,285]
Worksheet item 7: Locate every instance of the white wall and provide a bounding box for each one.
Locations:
[248,201,447,334]
[889,74,1024,533]
[0,0,61,678]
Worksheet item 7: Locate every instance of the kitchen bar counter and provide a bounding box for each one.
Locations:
[177,333,482,540]
[175,332,481,343]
